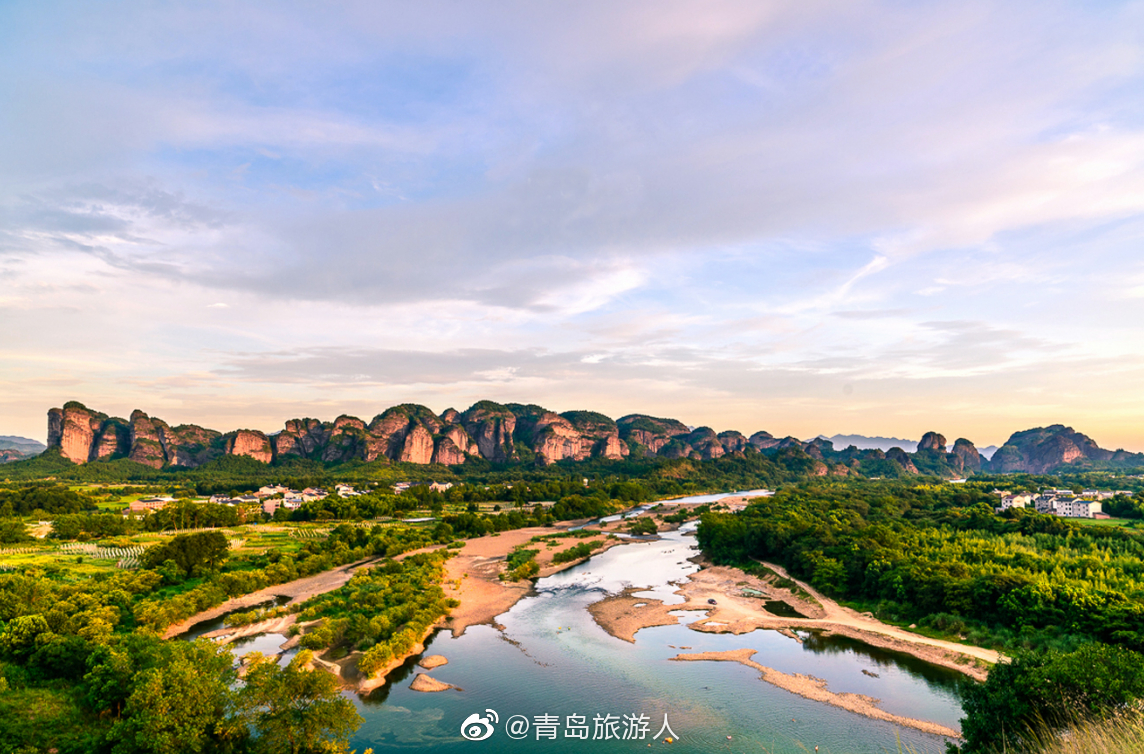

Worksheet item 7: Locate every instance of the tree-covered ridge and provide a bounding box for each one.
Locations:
[697,480,1144,652]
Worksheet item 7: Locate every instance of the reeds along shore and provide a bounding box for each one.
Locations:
[1015,711,1144,754]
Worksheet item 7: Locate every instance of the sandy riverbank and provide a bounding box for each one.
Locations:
[442,524,628,635]
[588,561,998,681]
[589,560,998,682]
[671,649,961,739]
[350,528,633,692]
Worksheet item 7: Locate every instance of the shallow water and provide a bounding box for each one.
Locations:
[176,595,292,641]
[344,501,965,754]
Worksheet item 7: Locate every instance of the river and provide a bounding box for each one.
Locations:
[198,492,966,753]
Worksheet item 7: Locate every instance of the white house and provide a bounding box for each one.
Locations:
[999,493,1035,511]
[1056,499,1102,518]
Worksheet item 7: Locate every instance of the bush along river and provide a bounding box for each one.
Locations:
[188,493,967,753]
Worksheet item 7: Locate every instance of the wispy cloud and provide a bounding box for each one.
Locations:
[2,0,1144,447]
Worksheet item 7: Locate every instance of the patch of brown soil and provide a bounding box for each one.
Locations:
[586,588,683,643]
[410,673,460,692]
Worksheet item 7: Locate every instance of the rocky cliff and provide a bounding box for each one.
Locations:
[460,401,516,463]
[42,400,1134,475]
[45,399,776,469]
[908,431,986,476]
[616,415,779,460]
[617,414,690,455]
[47,402,109,463]
[951,438,983,474]
[223,429,273,463]
[885,447,920,474]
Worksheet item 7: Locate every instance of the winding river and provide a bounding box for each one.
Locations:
[197,493,966,753]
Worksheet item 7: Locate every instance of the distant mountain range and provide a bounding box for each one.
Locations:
[0,435,47,463]
[820,434,1000,460]
[19,400,1142,477]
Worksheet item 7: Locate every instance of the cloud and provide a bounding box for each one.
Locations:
[2,1,1144,446]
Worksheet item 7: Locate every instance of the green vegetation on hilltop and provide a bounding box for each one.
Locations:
[2,443,834,498]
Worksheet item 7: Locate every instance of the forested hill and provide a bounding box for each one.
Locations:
[695,480,1144,753]
[697,479,1144,653]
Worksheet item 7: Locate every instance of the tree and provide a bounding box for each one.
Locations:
[0,519,28,544]
[958,644,1144,752]
[627,517,657,536]
[0,614,50,659]
[239,650,361,754]
[108,640,241,754]
[142,531,229,578]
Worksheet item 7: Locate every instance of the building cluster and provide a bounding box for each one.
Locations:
[391,481,453,494]
[125,482,370,516]
[127,496,176,514]
[994,487,1134,519]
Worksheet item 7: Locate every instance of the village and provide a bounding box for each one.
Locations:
[994,487,1134,518]
[125,480,456,516]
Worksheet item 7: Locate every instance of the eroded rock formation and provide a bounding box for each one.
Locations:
[45,400,1110,475]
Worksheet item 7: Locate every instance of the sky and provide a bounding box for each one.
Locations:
[3,1,1144,450]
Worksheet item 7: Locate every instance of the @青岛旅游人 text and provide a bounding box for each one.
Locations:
[461,710,678,741]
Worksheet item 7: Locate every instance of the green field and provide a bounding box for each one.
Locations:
[1072,517,1142,530]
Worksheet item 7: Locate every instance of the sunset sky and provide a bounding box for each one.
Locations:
[3,1,1144,450]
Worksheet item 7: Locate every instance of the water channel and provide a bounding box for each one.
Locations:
[188,492,965,753]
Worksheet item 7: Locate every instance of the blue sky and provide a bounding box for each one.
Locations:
[3,0,1144,449]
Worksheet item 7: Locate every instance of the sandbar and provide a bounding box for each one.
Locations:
[410,673,460,692]
[671,649,961,739]
[588,560,998,681]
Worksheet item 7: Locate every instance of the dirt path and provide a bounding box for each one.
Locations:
[163,546,444,640]
[750,561,1001,666]
[162,557,379,639]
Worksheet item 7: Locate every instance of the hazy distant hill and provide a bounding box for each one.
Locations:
[820,434,998,459]
[0,435,46,463]
[820,434,919,452]
[0,435,46,453]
